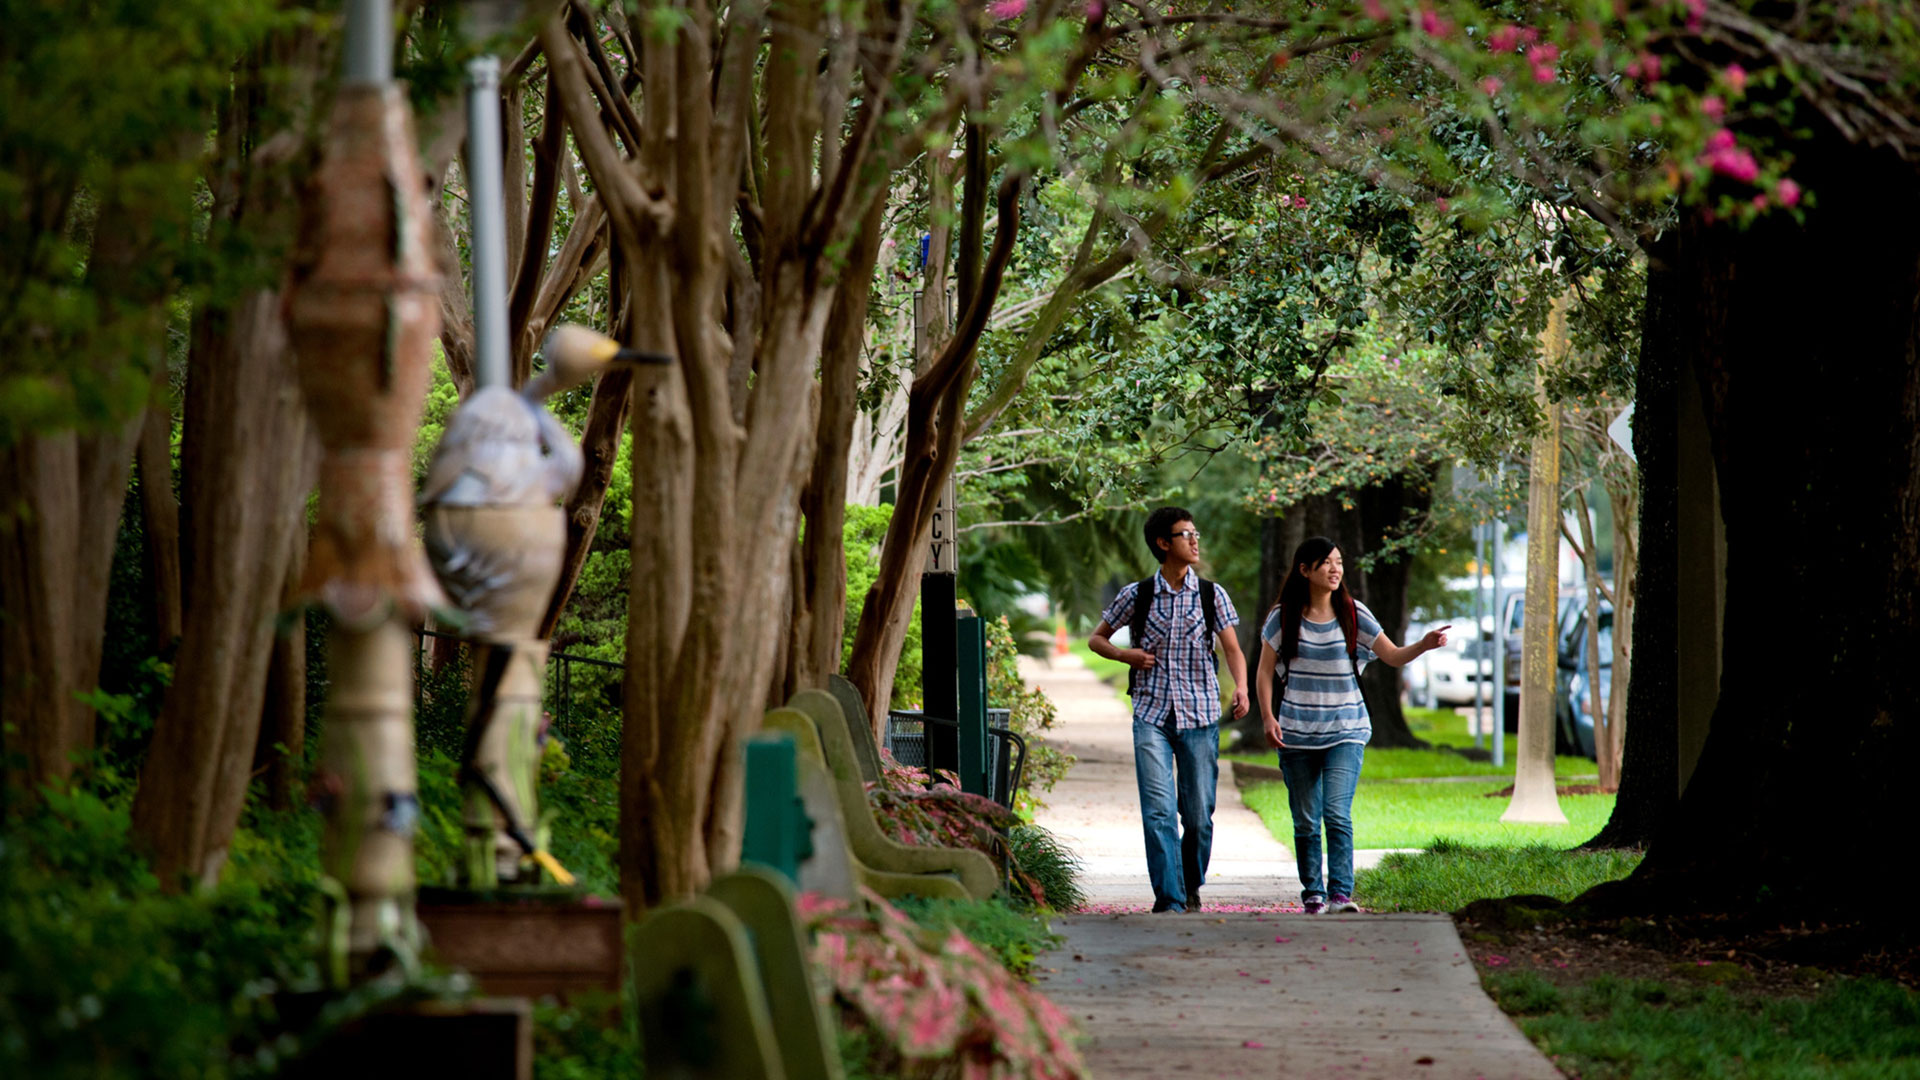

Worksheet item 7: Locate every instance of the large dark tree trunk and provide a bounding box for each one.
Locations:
[1594,128,1920,914]
[1584,232,1680,850]
[1352,471,1433,749]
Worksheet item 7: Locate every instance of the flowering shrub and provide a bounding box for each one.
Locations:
[802,890,1085,1079]
[868,753,1078,910]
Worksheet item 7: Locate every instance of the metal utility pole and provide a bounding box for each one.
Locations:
[1489,504,1505,768]
[1503,296,1571,825]
[1472,522,1487,748]
[465,55,510,391]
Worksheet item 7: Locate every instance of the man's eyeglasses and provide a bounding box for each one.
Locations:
[1172,529,1201,543]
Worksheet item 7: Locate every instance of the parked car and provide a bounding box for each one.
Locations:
[1552,597,1614,758]
[1421,634,1496,707]
[1499,589,1580,732]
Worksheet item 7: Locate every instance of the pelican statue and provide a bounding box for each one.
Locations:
[421,324,669,635]
[420,324,668,885]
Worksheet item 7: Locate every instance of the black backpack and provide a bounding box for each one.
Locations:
[1126,575,1220,696]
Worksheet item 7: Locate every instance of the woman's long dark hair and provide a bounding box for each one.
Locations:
[1269,536,1358,663]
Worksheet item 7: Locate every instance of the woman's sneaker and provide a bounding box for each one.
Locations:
[1302,897,1327,914]
[1328,896,1362,913]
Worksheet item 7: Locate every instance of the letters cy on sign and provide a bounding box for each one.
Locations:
[924,477,956,574]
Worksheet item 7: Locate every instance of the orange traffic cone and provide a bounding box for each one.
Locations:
[1054,623,1070,656]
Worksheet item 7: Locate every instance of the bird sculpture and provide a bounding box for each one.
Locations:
[420,324,669,885]
[421,324,668,635]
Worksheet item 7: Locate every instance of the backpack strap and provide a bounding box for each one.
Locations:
[1125,577,1156,696]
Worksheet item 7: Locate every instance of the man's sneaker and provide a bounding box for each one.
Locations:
[1328,895,1362,913]
[1302,897,1327,914]
[1185,890,1201,913]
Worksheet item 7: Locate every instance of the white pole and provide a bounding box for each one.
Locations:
[343,0,393,87]
[1472,522,1486,748]
[1490,509,1505,768]
[466,56,510,391]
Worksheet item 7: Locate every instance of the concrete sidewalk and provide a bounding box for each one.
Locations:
[1021,652,1561,1079]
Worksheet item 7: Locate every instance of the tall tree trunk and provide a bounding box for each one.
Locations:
[1584,232,1679,850]
[261,523,309,812]
[133,292,316,884]
[0,433,86,795]
[1354,471,1433,750]
[1598,130,1920,912]
[790,201,887,698]
[130,32,328,884]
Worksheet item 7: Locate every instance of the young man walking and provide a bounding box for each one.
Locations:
[1090,507,1249,913]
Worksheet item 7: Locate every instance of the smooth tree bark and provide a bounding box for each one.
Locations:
[1590,128,1920,911]
[540,0,940,910]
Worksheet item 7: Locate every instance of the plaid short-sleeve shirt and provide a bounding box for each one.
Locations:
[1101,571,1240,731]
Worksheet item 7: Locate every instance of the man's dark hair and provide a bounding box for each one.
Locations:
[1143,506,1193,563]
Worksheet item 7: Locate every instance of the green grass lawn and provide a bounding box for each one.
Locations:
[1236,704,1615,849]
[1241,777,1616,849]
[1226,706,1594,781]
[1356,841,1641,913]
[1485,972,1920,1079]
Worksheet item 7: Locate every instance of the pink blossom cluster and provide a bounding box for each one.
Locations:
[989,0,1026,19]
[806,888,1086,1075]
[1527,42,1559,83]
[1363,0,1387,19]
[1683,0,1705,30]
[1486,24,1537,53]
[1418,7,1451,37]
[1624,51,1661,83]
[1698,129,1758,184]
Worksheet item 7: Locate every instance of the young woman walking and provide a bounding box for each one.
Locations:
[1255,537,1448,913]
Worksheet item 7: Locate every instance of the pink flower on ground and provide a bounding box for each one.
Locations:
[1480,76,1503,95]
[1419,7,1450,36]
[1243,1041,1266,1049]
[1700,95,1725,121]
[1363,0,1387,19]
[989,0,1026,18]
[1483,954,1510,966]
[1724,64,1748,92]
[1776,177,1802,207]
[1487,25,1523,52]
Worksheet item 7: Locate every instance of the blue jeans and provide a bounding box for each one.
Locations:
[1134,717,1219,912]
[1278,741,1366,901]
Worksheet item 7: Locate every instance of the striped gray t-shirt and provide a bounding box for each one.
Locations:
[1262,601,1382,750]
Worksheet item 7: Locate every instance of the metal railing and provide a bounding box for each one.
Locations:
[882,708,1028,809]
[414,627,624,767]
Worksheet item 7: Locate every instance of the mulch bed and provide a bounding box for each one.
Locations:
[1453,896,1920,997]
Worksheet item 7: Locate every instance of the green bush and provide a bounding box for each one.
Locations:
[0,789,321,1079]
[1005,824,1086,913]
[890,896,1064,981]
[843,503,923,708]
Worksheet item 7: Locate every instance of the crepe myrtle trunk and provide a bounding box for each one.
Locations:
[1585,129,1920,915]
